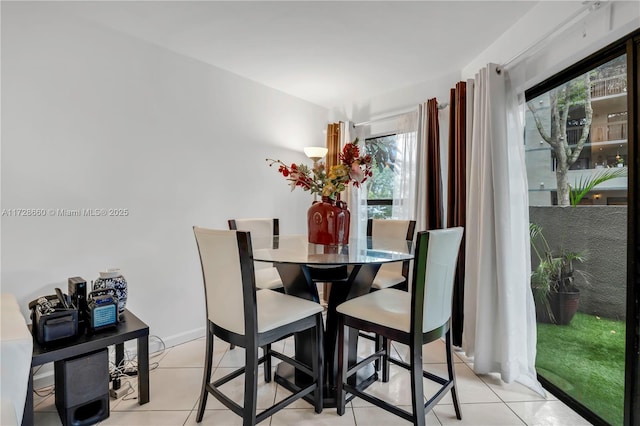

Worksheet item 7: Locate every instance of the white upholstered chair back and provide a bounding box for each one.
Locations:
[416,228,464,333]
[370,219,415,277]
[231,219,275,271]
[193,227,249,335]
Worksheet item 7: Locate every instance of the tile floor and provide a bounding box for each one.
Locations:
[33,336,592,426]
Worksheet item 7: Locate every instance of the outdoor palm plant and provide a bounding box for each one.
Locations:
[530,223,587,324]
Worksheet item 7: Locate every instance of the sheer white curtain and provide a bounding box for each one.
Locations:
[391,111,419,220]
[343,121,368,239]
[463,63,545,396]
[350,110,420,238]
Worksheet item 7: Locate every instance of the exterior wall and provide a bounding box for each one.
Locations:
[530,206,627,320]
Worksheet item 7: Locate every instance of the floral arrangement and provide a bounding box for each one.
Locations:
[267,138,372,200]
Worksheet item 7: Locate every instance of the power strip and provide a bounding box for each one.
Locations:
[109,387,127,399]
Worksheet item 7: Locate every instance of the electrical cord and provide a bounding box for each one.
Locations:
[33,335,167,400]
[108,335,166,400]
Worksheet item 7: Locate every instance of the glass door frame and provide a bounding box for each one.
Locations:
[525,28,639,426]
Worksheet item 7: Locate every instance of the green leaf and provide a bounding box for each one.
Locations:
[569,167,627,206]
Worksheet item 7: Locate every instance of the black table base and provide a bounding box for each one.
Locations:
[274,262,381,407]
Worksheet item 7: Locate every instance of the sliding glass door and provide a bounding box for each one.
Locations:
[524,31,639,426]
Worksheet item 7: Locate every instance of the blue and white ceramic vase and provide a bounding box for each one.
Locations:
[93,268,128,314]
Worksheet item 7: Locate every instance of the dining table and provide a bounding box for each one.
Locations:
[252,234,414,408]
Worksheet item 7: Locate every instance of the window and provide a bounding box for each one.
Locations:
[365,134,397,219]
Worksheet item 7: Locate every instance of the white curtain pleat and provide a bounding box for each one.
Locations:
[343,121,368,239]
[414,104,427,233]
[462,63,545,396]
[391,111,419,220]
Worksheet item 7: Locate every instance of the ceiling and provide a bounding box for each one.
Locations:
[63,1,538,109]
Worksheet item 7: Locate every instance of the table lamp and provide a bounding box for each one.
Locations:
[304,147,328,164]
[304,147,328,201]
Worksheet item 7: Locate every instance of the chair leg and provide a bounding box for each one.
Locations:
[336,315,347,416]
[264,344,272,383]
[381,336,391,383]
[410,341,426,426]
[243,344,259,426]
[446,330,462,420]
[196,323,214,422]
[374,333,382,372]
[313,313,324,414]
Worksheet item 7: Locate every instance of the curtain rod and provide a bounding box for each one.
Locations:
[496,1,604,73]
[354,102,448,127]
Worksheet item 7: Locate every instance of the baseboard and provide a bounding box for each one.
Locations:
[33,326,206,390]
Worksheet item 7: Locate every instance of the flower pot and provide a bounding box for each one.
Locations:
[307,197,350,245]
[535,289,580,325]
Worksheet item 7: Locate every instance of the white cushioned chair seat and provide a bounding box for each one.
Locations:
[254,267,284,290]
[371,267,406,290]
[256,290,323,334]
[337,288,411,333]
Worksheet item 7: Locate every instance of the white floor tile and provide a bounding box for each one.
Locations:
[480,373,549,403]
[433,403,526,425]
[507,401,592,426]
[33,411,63,426]
[112,367,202,412]
[198,367,278,411]
[391,340,465,364]
[271,407,357,425]
[184,408,244,425]
[424,363,502,405]
[31,336,590,426]
[158,338,207,368]
[353,405,440,425]
[99,410,191,425]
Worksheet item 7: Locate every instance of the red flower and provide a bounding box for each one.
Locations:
[267,138,372,199]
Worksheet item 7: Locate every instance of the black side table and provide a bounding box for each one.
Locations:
[23,310,150,426]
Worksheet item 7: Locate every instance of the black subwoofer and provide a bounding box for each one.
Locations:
[54,348,110,426]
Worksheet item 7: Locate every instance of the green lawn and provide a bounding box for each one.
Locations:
[536,312,626,426]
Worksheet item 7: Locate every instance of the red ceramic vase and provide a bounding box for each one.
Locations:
[307,196,350,245]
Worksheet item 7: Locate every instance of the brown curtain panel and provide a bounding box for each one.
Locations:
[447,82,467,347]
[425,98,443,230]
[323,122,342,303]
[326,122,341,171]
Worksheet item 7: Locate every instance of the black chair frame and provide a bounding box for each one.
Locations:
[195,230,323,425]
[336,231,462,426]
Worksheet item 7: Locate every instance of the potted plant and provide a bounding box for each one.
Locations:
[530,223,587,325]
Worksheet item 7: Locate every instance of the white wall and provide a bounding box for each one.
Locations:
[1,2,328,349]
[329,71,459,124]
[332,1,639,125]
[462,1,640,86]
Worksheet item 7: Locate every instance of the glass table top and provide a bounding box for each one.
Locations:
[252,235,414,266]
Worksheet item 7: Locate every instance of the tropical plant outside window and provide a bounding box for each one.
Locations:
[524,53,628,425]
[365,134,397,219]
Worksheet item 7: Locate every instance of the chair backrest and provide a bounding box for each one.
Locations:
[193,227,257,337]
[410,228,464,334]
[228,218,279,240]
[228,219,279,269]
[367,219,416,277]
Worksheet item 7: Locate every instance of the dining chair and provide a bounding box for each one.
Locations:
[193,227,324,425]
[363,219,416,368]
[335,227,464,426]
[367,218,416,291]
[228,218,283,291]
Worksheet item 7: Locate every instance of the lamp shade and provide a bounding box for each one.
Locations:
[304,147,328,161]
